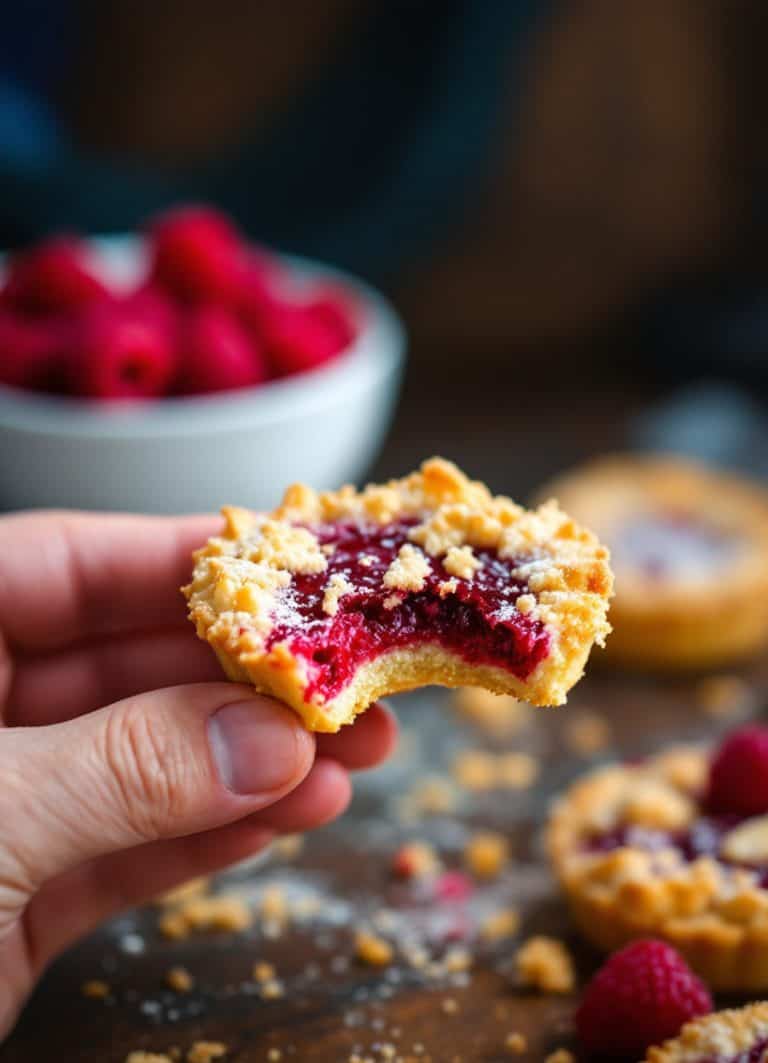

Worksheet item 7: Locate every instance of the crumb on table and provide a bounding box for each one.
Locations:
[514,936,576,994]
[252,961,276,983]
[480,907,520,942]
[156,877,210,907]
[545,1051,575,1063]
[81,979,110,999]
[159,894,251,939]
[125,1053,173,1063]
[355,929,394,966]
[504,1031,527,1054]
[563,711,611,755]
[166,966,194,993]
[464,831,510,879]
[186,1042,228,1063]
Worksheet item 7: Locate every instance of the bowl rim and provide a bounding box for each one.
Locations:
[0,239,405,439]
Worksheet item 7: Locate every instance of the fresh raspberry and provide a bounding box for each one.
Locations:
[0,310,70,392]
[148,205,245,304]
[264,298,351,377]
[68,303,176,400]
[707,726,768,816]
[178,305,268,395]
[235,250,282,338]
[305,286,359,349]
[433,871,474,903]
[4,236,108,316]
[575,940,712,1059]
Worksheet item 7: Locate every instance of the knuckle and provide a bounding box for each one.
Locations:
[104,705,191,840]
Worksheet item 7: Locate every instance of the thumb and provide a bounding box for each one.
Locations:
[0,683,314,892]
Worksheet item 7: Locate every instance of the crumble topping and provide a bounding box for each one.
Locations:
[382,544,431,593]
[322,573,354,617]
[721,815,768,864]
[443,545,481,580]
[645,1003,768,1062]
[514,936,576,994]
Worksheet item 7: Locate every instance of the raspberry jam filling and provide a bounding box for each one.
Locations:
[265,518,551,702]
[587,816,768,886]
[613,514,740,581]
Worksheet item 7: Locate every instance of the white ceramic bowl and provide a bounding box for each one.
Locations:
[0,237,405,514]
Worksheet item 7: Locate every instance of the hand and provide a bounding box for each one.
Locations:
[0,511,397,1038]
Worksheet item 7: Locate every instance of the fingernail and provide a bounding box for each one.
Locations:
[209,699,304,795]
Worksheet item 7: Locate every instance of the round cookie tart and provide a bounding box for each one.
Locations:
[645,1002,768,1062]
[538,454,768,668]
[548,745,768,990]
[184,458,613,732]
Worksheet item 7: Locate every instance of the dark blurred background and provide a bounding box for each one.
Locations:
[2,0,767,492]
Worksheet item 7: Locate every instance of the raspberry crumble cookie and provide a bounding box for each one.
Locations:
[645,1002,768,1063]
[184,458,613,731]
[538,454,768,668]
[548,727,768,990]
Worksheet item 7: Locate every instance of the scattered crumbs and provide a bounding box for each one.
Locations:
[252,961,276,983]
[452,688,532,737]
[187,1043,228,1063]
[125,1053,172,1063]
[514,937,575,994]
[82,979,110,999]
[695,674,753,719]
[452,750,498,791]
[260,885,290,924]
[399,775,456,817]
[166,967,194,993]
[563,711,611,756]
[271,834,304,860]
[452,750,538,791]
[497,752,539,790]
[392,840,441,879]
[157,877,209,907]
[505,1032,527,1054]
[443,947,472,973]
[545,1051,574,1063]
[480,907,520,942]
[464,831,510,879]
[260,979,285,1000]
[267,1050,282,1062]
[441,997,459,1015]
[355,930,394,967]
[159,894,251,939]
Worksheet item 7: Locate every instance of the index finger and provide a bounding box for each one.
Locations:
[0,510,220,654]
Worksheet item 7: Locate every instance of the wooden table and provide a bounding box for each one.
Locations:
[6,379,760,1062]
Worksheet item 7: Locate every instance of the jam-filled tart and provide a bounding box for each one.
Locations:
[184,458,612,732]
[548,745,768,990]
[538,455,768,669]
[645,1002,768,1062]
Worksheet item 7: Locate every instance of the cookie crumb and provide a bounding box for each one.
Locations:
[82,979,110,999]
[399,775,456,817]
[252,961,276,983]
[392,840,441,879]
[514,936,575,994]
[355,930,394,966]
[187,1043,228,1063]
[563,711,611,756]
[267,1050,282,1062]
[157,877,209,907]
[453,750,498,791]
[441,997,460,1014]
[260,979,285,1000]
[464,831,510,879]
[480,907,520,942]
[166,967,194,993]
[497,752,539,790]
[504,1032,527,1054]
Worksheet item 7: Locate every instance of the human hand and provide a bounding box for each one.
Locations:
[0,511,397,1037]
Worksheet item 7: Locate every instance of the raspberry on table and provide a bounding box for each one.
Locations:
[178,305,268,394]
[68,303,177,400]
[707,725,768,816]
[575,939,712,1059]
[149,205,245,304]
[4,235,108,315]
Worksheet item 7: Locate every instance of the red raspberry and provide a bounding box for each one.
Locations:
[433,871,474,903]
[0,310,70,392]
[178,305,268,395]
[264,298,351,377]
[235,250,282,338]
[68,304,176,400]
[148,205,244,304]
[4,236,108,316]
[575,940,712,1059]
[707,726,768,816]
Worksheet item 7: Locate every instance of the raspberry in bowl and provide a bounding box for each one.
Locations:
[0,207,404,513]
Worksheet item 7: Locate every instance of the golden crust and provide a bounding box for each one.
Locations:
[645,1002,768,1062]
[185,458,613,732]
[538,454,768,669]
[548,747,768,990]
